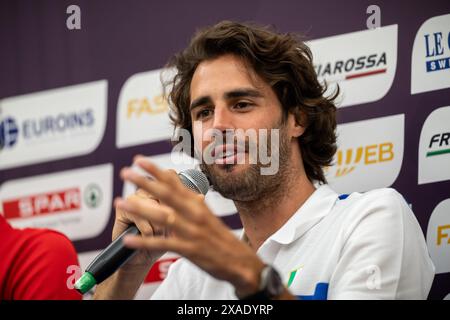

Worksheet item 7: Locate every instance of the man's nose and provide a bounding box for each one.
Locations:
[211,105,234,132]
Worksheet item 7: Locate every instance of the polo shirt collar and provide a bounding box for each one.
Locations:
[267,184,339,245]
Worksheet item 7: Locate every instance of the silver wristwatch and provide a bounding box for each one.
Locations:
[239,265,284,300]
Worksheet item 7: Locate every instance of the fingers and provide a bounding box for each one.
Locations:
[113,200,156,239]
[114,196,194,238]
[123,234,192,256]
[133,156,178,186]
[120,160,202,218]
[135,188,158,202]
[131,216,155,238]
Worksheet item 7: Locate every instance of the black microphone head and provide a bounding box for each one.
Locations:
[178,169,210,195]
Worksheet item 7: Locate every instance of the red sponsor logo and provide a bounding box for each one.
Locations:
[144,257,179,283]
[2,188,81,219]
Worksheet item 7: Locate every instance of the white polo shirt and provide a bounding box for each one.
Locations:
[151,185,435,300]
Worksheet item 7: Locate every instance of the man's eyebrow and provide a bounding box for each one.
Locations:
[190,96,213,111]
[189,88,263,111]
[224,88,263,100]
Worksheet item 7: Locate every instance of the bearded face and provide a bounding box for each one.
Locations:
[198,115,293,201]
[189,54,300,202]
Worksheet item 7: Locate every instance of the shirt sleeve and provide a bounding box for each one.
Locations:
[327,188,435,300]
[10,230,82,300]
[150,258,186,300]
[150,257,210,300]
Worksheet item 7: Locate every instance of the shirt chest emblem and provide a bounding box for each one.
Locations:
[286,266,329,300]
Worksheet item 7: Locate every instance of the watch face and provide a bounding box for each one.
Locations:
[237,266,284,300]
[266,266,284,297]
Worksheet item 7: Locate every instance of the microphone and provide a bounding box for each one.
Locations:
[74,168,210,295]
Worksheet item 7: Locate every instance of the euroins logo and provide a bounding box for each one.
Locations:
[315,53,387,83]
[427,132,450,158]
[22,109,94,140]
[0,109,94,151]
[0,117,19,151]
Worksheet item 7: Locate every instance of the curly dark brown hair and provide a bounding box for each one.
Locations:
[164,20,338,184]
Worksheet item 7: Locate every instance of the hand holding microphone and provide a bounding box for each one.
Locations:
[75,161,209,295]
[90,156,265,300]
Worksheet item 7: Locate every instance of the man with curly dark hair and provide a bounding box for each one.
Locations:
[94,21,434,300]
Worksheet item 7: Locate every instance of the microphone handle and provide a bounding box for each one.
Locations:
[75,226,140,294]
[88,225,141,283]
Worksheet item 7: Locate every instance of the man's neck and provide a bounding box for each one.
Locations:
[234,171,315,251]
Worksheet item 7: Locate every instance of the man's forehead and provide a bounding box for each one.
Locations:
[190,55,268,102]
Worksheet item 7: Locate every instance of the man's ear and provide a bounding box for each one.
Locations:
[289,109,307,138]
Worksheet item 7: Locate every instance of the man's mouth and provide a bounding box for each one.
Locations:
[212,144,246,165]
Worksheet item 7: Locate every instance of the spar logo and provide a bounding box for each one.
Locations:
[0,80,107,170]
[418,106,450,184]
[2,188,81,220]
[331,142,394,177]
[0,163,112,241]
[412,14,450,94]
[426,198,450,274]
[1,184,102,220]
[116,68,174,148]
[307,25,397,108]
[326,114,404,194]
[0,117,19,150]
[84,184,102,208]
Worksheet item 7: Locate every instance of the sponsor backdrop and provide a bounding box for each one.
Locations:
[0,0,449,299]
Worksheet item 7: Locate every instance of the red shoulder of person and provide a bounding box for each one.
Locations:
[0,215,82,300]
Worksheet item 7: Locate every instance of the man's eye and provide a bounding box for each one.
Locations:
[234,102,251,109]
[196,109,212,119]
